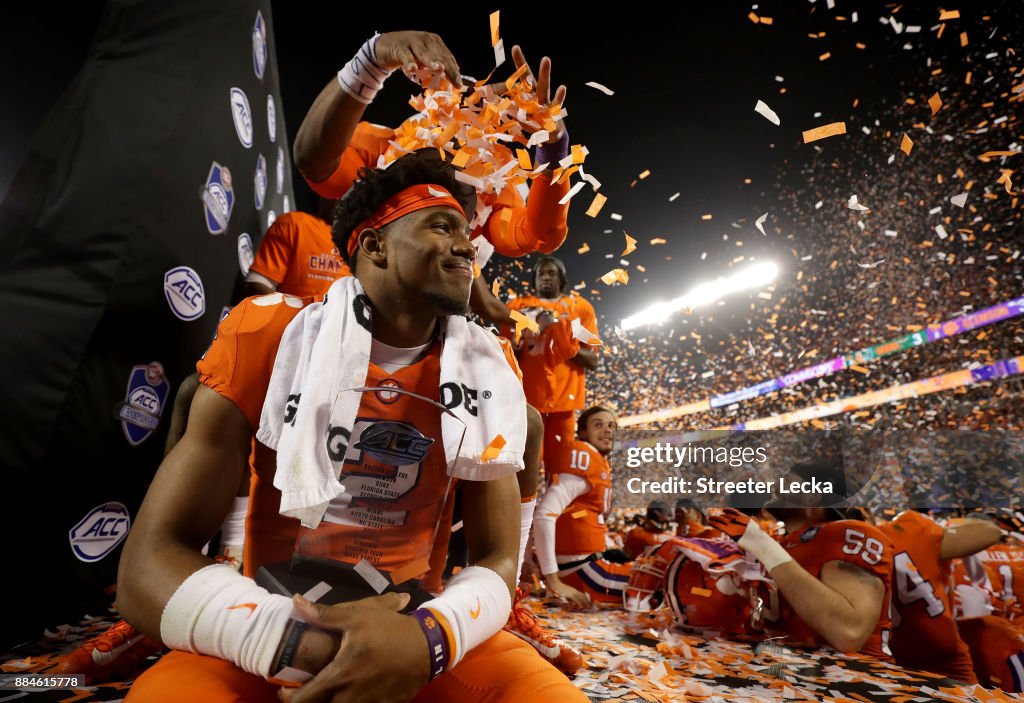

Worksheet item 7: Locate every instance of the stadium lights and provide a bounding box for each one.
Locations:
[620,260,779,331]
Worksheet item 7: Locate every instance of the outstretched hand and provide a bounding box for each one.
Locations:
[376,31,464,89]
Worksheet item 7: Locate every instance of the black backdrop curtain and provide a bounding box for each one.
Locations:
[0,0,294,645]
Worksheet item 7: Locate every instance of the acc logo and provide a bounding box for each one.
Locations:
[354,421,434,466]
[164,266,205,321]
[254,153,267,210]
[276,147,285,194]
[252,10,267,79]
[202,161,235,235]
[69,502,131,563]
[118,362,170,445]
[230,87,253,148]
[238,233,254,275]
[375,379,402,404]
[267,95,277,143]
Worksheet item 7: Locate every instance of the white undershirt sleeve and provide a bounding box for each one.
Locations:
[532,474,589,575]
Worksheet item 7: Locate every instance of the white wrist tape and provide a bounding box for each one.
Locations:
[518,498,537,578]
[220,496,249,549]
[420,565,511,667]
[738,521,793,573]
[337,33,393,104]
[160,564,293,677]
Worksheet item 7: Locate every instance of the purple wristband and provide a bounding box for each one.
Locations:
[412,608,450,679]
[535,129,570,167]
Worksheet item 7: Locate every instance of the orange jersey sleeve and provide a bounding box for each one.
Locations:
[196,294,311,429]
[304,122,393,200]
[880,511,977,682]
[624,527,665,558]
[482,173,569,257]
[778,520,895,659]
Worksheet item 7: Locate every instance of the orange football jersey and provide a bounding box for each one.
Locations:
[983,543,1024,623]
[248,212,351,297]
[198,293,520,579]
[776,520,895,660]
[549,439,612,556]
[503,294,598,413]
[957,616,1024,692]
[878,511,977,682]
[306,121,569,257]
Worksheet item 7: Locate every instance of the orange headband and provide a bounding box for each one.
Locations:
[347,184,466,257]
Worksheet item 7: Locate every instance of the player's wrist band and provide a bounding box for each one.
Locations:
[337,33,394,104]
[419,565,511,668]
[535,129,570,169]
[160,563,293,678]
[412,608,450,679]
[738,523,793,572]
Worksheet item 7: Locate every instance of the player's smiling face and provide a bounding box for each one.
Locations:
[581,410,617,455]
[386,205,475,315]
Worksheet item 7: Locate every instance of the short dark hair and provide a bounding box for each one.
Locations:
[790,461,851,520]
[332,150,476,271]
[577,405,615,435]
[533,255,569,294]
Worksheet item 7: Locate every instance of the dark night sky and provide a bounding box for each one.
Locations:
[2,1,1018,327]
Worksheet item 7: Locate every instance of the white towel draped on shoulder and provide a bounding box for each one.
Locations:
[257,276,526,528]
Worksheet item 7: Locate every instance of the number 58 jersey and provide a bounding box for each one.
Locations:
[777,520,895,661]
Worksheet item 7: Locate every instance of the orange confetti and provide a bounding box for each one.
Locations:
[600,268,629,286]
[571,144,586,165]
[960,31,969,46]
[577,242,591,254]
[585,193,607,218]
[622,233,638,256]
[748,11,760,23]
[690,587,713,597]
[504,63,529,90]
[819,52,832,61]
[571,510,588,519]
[938,9,960,20]
[928,92,942,115]
[978,150,1020,161]
[473,262,481,279]
[802,121,847,143]
[480,434,507,462]
[855,42,866,49]
[850,365,870,374]
[509,309,538,341]
[650,237,667,245]
[489,11,500,46]
[701,213,713,221]
[638,169,651,180]
[452,149,472,168]
[491,279,501,297]
[900,133,914,155]
[516,149,532,171]
[390,557,432,585]
[760,16,773,25]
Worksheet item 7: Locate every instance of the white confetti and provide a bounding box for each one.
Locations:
[354,559,390,594]
[669,192,680,202]
[558,180,586,205]
[610,213,623,221]
[493,39,505,68]
[936,224,948,239]
[847,194,870,211]
[571,318,601,345]
[754,99,781,125]
[585,81,615,96]
[857,259,886,269]
[755,213,768,235]
[950,191,969,207]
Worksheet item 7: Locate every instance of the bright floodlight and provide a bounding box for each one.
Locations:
[620,261,779,331]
